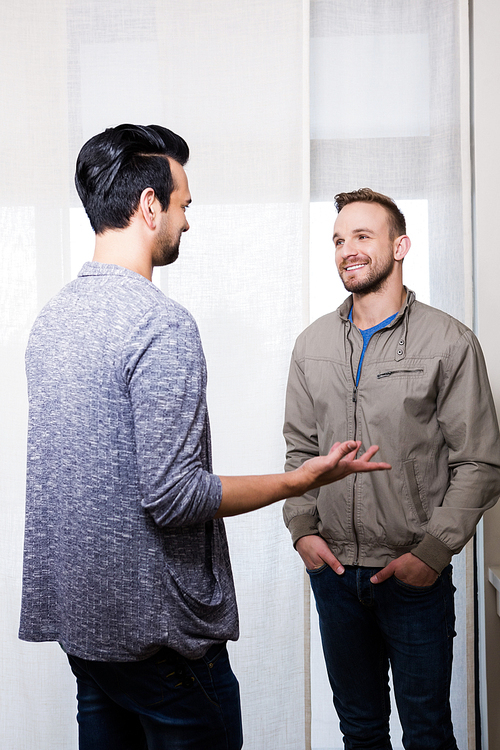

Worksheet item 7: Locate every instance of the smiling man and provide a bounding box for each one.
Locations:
[283,188,500,749]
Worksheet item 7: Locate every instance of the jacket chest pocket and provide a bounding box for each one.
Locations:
[377,368,424,380]
[371,366,431,424]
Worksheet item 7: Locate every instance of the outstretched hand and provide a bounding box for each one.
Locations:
[297,440,391,493]
[216,440,390,519]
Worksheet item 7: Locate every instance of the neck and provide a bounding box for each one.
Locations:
[351,283,406,329]
[92,225,153,281]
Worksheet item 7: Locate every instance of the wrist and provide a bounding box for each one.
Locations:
[283,465,308,498]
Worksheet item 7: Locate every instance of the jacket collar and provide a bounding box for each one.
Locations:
[338,287,416,363]
[337,286,415,328]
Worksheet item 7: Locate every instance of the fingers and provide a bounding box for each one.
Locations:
[358,444,379,461]
[335,442,391,472]
[296,535,345,575]
[349,445,391,471]
[298,441,390,494]
[322,548,344,575]
[327,442,342,453]
[351,458,392,472]
[370,562,394,584]
[370,554,439,586]
[328,440,360,459]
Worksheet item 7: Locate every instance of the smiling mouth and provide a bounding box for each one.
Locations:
[344,263,367,272]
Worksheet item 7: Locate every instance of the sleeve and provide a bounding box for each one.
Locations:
[123,304,222,527]
[412,330,500,572]
[282,341,322,545]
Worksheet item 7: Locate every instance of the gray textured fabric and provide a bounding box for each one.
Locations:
[19,262,239,661]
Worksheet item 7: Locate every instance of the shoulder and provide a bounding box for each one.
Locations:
[291,312,343,365]
[409,299,471,341]
[137,293,200,340]
[408,299,482,360]
[409,299,469,333]
[119,294,206,386]
[291,296,351,363]
[83,267,200,334]
[28,271,202,360]
[295,308,344,347]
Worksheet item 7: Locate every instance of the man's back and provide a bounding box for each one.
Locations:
[20,261,238,661]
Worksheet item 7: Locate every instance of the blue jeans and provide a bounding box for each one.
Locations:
[308,564,458,750]
[67,643,243,750]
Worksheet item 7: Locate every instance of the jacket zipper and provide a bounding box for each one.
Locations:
[348,327,411,564]
[346,299,411,565]
[347,323,360,565]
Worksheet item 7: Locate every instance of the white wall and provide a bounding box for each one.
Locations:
[472,1,500,747]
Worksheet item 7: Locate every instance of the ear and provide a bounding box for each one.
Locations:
[138,187,157,230]
[393,235,411,262]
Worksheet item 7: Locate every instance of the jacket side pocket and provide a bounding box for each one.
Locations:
[402,459,428,524]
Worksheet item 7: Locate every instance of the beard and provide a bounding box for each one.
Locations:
[152,227,182,268]
[339,253,395,296]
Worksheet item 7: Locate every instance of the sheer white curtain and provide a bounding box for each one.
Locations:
[2,2,309,749]
[0,1,472,749]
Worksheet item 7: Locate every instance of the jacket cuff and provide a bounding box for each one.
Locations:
[411,533,453,574]
[287,514,319,547]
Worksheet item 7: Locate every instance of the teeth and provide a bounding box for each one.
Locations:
[345,264,365,271]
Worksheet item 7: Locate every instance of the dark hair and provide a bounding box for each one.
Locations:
[75,124,189,234]
[334,188,406,240]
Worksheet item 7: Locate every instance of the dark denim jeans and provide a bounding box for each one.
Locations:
[309,564,458,750]
[67,643,243,750]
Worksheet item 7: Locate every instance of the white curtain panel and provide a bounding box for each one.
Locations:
[0,1,471,749]
[2,1,309,748]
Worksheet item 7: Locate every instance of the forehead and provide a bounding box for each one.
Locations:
[334,201,391,236]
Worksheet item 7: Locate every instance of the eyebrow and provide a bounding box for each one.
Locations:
[333,227,373,240]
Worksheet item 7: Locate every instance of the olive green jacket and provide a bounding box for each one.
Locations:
[283,290,500,573]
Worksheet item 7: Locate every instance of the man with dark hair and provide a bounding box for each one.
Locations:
[19,129,389,750]
[74,124,190,235]
[283,188,500,749]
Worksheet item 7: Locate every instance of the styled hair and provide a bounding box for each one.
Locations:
[75,124,189,234]
[334,188,406,240]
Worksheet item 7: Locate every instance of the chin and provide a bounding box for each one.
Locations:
[154,247,180,268]
[166,249,180,266]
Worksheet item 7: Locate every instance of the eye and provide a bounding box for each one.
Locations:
[334,239,344,247]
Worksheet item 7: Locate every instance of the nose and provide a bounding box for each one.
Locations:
[337,239,355,259]
[183,220,190,233]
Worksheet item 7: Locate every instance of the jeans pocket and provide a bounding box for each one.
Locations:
[393,575,439,592]
[202,642,227,668]
[186,645,233,707]
[306,563,328,575]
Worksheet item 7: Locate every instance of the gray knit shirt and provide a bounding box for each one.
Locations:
[19,262,239,661]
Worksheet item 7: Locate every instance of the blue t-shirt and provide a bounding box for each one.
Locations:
[349,308,397,386]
